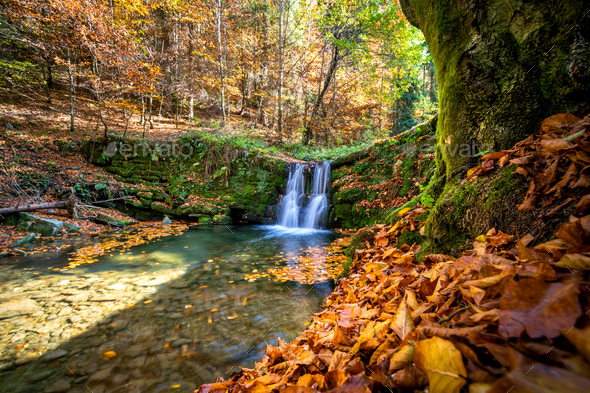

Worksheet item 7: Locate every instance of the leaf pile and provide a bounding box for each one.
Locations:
[473,113,590,216]
[197,211,590,393]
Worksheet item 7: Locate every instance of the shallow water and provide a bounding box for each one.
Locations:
[0,225,337,393]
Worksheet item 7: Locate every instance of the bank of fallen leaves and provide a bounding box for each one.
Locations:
[197,210,590,393]
[468,112,590,217]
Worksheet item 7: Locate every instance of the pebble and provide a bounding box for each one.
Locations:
[44,349,68,361]
[44,379,71,393]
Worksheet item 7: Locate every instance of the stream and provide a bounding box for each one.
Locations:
[0,225,337,393]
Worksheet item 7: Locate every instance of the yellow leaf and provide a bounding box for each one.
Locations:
[555,253,590,271]
[389,344,415,373]
[171,384,180,388]
[415,337,467,393]
[390,297,414,340]
[398,208,411,217]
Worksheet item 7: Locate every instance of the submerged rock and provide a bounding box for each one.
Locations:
[0,298,41,319]
[9,233,36,248]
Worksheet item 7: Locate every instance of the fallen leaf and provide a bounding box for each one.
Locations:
[499,278,581,339]
[414,337,466,393]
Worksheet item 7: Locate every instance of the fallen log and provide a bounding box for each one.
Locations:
[0,196,133,216]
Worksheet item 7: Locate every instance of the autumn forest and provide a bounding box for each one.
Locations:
[1,1,590,393]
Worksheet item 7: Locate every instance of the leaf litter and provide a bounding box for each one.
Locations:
[197,207,590,392]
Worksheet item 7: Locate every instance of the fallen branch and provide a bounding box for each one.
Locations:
[0,196,133,215]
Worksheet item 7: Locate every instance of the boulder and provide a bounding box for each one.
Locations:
[95,213,132,227]
[63,222,83,232]
[29,218,64,236]
[151,202,177,216]
[162,216,172,225]
[18,212,39,223]
[9,233,36,248]
[16,222,33,233]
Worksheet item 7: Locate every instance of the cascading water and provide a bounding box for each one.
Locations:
[277,161,331,230]
[278,163,305,228]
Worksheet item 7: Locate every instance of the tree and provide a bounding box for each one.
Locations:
[399,0,590,180]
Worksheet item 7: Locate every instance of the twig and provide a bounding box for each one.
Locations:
[438,306,471,324]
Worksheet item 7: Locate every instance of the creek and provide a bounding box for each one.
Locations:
[0,224,337,393]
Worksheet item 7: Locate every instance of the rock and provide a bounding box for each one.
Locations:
[167,313,183,319]
[44,349,68,361]
[151,202,178,216]
[170,338,191,347]
[29,218,64,236]
[162,216,172,225]
[88,367,112,382]
[15,353,37,365]
[18,212,39,223]
[94,213,132,227]
[198,216,212,224]
[44,379,71,393]
[212,214,231,225]
[63,222,83,232]
[109,319,128,332]
[6,122,14,130]
[16,222,33,232]
[9,233,36,248]
[0,298,41,319]
[12,248,27,256]
[29,370,54,383]
[111,373,129,385]
[107,284,127,290]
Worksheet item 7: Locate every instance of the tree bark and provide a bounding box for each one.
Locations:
[399,0,590,180]
[303,45,339,145]
[216,0,226,123]
[277,0,284,140]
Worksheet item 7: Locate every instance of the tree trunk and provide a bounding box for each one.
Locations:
[400,0,590,180]
[277,0,284,140]
[68,66,75,132]
[216,0,226,124]
[149,93,154,129]
[303,46,339,146]
[189,95,194,119]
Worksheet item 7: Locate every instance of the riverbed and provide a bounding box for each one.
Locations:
[0,225,337,393]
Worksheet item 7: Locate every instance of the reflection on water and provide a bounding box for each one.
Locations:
[0,225,337,392]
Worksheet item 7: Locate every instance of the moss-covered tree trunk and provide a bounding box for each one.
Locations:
[400,0,590,179]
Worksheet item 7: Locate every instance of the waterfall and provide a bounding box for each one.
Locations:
[277,161,331,230]
[278,163,305,228]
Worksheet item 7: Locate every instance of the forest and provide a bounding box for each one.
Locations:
[0,1,590,393]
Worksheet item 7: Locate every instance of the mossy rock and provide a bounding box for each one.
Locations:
[137,191,154,199]
[198,216,212,224]
[95,213,133,227]
[63,222,83,232]
[18,212,39,224]
[125,199,144,208]
[151,202,178,216]
[212,214,231,225]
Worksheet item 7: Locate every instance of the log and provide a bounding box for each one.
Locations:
[0,196,133,216]
[0,201,67,215]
